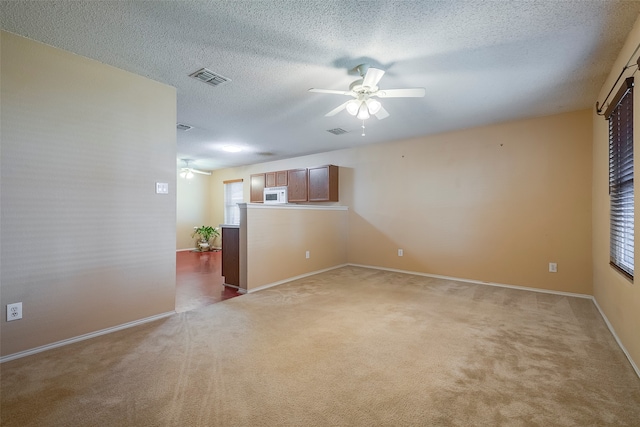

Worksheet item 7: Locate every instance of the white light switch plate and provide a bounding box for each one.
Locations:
[155,182,169,194]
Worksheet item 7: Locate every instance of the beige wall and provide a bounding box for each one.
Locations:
[592,17,640,370]
[241,205,348,291]
[210,109,593,295]
[347,110,593,294]
[176,172,213,250]
[0,32,177,357]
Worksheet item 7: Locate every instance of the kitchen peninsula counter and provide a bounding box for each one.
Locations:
[236,203,348,293]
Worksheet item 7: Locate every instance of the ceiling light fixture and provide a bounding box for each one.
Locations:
[346,99,360,116]
[356,103,371,120]
[180,169,194,179]
[309,63,425,123]
[223,145,242,153]
[365,98,382,115]
[345,96,382,121]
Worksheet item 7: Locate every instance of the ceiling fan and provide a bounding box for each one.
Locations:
[179,159,211,179]
[309,64,425,120]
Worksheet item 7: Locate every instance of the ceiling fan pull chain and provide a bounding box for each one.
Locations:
[361,120,366,137]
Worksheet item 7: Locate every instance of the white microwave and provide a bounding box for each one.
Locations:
[264,186,288,204]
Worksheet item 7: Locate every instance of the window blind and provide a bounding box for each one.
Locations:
[607,77,634,280]
[224,180,243,225]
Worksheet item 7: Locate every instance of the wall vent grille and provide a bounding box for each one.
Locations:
[189,68,231,87]
[327,128,348,135]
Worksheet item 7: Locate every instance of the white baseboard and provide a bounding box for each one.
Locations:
[0,311,175,364]
[348,263,592,298]
[591,298,640,379]
[348,263,639,379]
[246,264,349,294]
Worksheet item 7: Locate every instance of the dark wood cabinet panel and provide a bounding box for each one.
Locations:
[221,227,240,287]
[250,173,265,203]
[308,165,339,202]
[288,168,308,202]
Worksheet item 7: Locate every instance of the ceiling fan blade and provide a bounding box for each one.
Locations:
[362,68,385,88]
[375,106,390,120]
[191,168,212,176]
[309,88,354,96]
[325,101,351,117]
[375,88,426,98]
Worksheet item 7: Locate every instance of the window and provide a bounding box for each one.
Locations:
[224,179,243,225]
[606,77,634,280]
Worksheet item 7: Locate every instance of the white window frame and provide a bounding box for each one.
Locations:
[224,180,243,225]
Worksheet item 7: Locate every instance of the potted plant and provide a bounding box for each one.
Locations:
[191,226,220,251]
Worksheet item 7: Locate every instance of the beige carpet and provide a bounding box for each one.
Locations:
[2,266,640,426]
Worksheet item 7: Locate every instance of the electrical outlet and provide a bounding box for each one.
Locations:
[7,302,22,322]
[305,251,310,259]
[549,262,557,273]
[398,249,403,257]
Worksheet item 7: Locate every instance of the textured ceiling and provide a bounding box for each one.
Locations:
[2,1,640,171]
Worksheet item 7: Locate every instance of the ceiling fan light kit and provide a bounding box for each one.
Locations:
[365,98,382,114]
[180,170,195,179]
[356,103,370,120]
[309,63,425,123]
[346,99,360,115]
[179,159,211,179]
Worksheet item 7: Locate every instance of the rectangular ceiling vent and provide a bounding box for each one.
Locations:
[177,123,193,131]
[327,128,349,135]
[189,68,231,87]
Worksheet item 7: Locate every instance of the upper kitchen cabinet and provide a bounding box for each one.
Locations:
[252,165,339,203]
[287,168,308,202]
[265,170,288,188]
[250,173,265,203]
[308,165,339,202]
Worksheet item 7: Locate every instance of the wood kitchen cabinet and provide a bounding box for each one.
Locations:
[287,168,308,202]
[265,172,276,188]
[250,173,265,203]
[308,165,339,202]
[276,170,288,187]
[221,226,240,288]
[265,170,288,188]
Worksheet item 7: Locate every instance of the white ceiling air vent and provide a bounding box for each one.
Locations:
[327,128,349,135]
[177,123,193,131]
[189,68,231,87]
